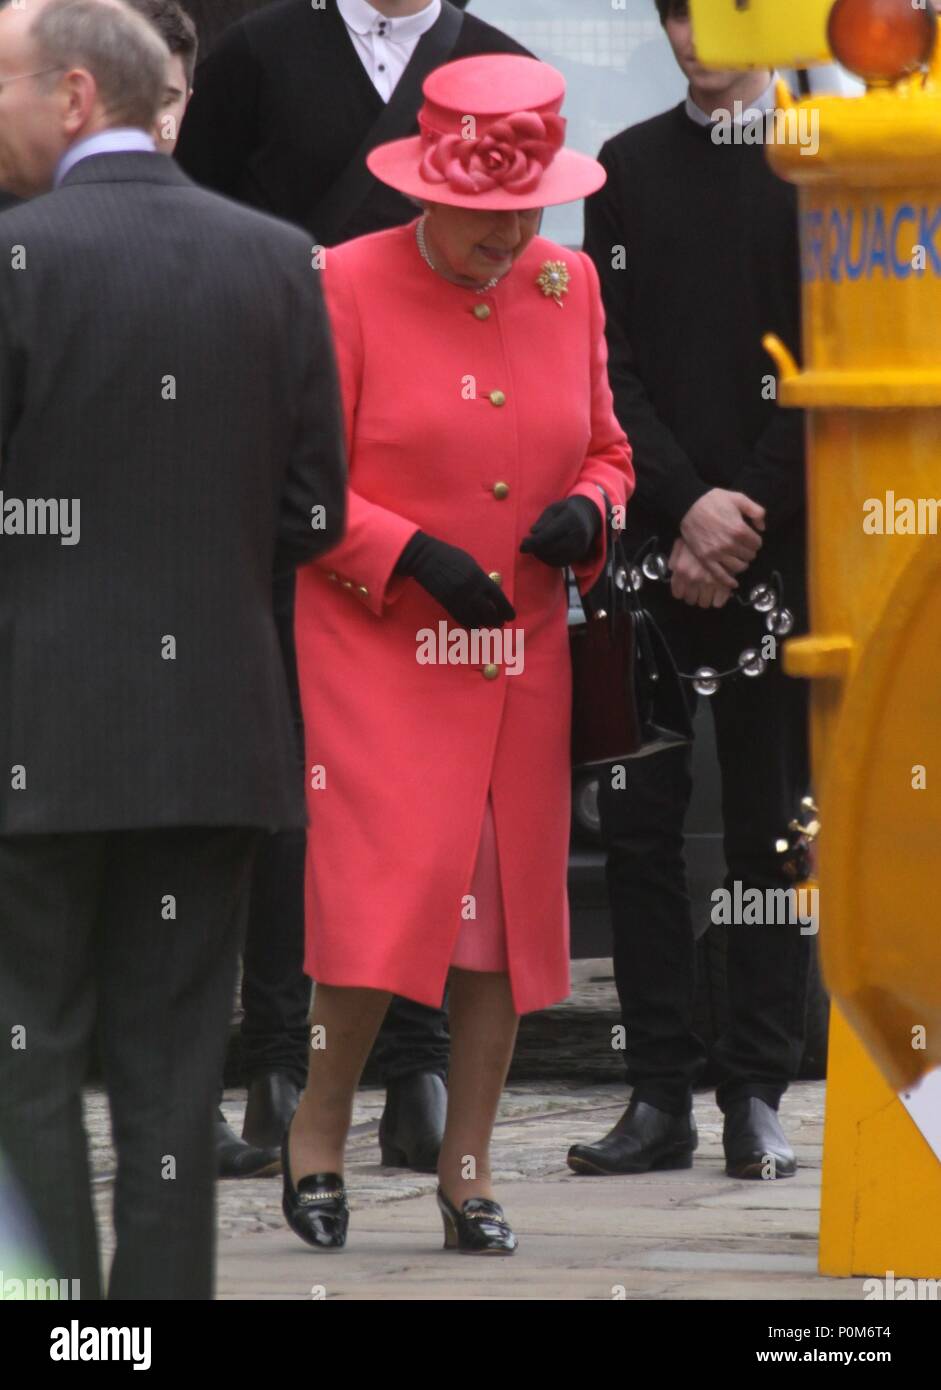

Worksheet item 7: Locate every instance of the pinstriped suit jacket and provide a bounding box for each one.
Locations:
[0,151,346,834]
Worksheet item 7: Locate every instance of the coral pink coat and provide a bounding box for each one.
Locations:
[295,221,633,1015]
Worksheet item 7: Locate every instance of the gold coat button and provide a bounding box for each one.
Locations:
[492,481,510,500]
[327,571,338,582]
[489,389,506,407]
[488,571,502,586]
[357,585,369,598]
[473,303,491,320]
[342,580,353,589]
[482,663,499,680]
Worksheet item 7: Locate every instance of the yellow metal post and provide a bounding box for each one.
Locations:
[763,63,941,1275]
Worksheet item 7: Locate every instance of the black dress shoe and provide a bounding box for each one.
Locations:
[723,1097,796,1179]
[243,1072,301,1149]
[281,1127,349,1249]
[379,1072,447,1172]
[437,1188,517,1255]
[567,1097,697,1175]
[215,1111,281,1179]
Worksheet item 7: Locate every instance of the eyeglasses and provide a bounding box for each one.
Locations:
[0,66,63,94]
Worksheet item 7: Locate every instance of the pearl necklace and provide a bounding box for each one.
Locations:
[415,214,501,294]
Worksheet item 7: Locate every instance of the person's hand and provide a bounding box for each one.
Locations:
[668,537,734,609]
[679,488,765,588]
[395,531,516,629]
[519,496,601,567]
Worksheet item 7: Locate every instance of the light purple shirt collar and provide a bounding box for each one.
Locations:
[54,128,157,188]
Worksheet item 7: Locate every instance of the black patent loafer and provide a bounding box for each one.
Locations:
[723,1097,796,1180]
[567,1097,697,1175]
[437,1188,518,1255]
[281,1130,349,1249]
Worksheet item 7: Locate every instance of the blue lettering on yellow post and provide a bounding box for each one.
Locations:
[801,203,941,282]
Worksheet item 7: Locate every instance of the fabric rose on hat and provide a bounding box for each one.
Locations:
[420,111,566,196]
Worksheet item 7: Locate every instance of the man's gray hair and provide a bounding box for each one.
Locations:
[30,0,170,130]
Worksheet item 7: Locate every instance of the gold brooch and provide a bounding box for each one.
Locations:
[536,259,569,307]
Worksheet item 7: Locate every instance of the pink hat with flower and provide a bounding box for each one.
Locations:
[366,54,606,210]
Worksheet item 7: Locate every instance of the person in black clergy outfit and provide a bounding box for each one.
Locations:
[180,0,278,54]
[0,0,345,1298]
[568,0,811,1181]
[175,0,531,1177]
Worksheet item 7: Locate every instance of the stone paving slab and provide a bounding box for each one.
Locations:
[214,1175,870,1303]
[77,959,855,1299]
[83,1078,853,1297]
[212,1081,866,1300]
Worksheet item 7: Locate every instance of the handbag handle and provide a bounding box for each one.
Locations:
[574,487,631,641]
[572,492,665,687]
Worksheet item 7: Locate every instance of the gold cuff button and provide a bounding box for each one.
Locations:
[473,303,491,320]
[492,481,509,500]
[488,571,502,586]
[489,389,506,407]
[482,663,499,681]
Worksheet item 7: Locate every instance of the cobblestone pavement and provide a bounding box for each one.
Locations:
[79,962,873,1299]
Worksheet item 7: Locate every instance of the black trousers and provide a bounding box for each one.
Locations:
[241,575,449,1090]
[0,826,260,1300]
[598,583,812,1115]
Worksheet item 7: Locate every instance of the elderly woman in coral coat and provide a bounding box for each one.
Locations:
[284,55,633,1256]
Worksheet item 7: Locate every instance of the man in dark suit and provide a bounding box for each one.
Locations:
[175,0,530,1176]
[0,0,345,1298]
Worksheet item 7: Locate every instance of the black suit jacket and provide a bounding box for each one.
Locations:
[175,0,530,243]
[182,0,280,55]
[183,0,472,59]
[0,152,346,834]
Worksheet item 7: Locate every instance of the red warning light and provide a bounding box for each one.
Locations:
[828,0,938,85]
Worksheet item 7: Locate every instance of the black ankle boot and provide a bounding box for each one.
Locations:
[243,1072,301,1149]
[379,1072,447,1171]
[567,1097,697,1175]
[215,1110,281,1179]
[723,1097,796,1179]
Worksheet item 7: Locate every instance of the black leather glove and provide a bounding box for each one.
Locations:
[395,531,516,628]
[519,496,601,567]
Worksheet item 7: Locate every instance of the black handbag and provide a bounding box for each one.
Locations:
[569,517,693,769]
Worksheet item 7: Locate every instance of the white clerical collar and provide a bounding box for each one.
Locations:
[337,0,440,42]
[686,74,779,128]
